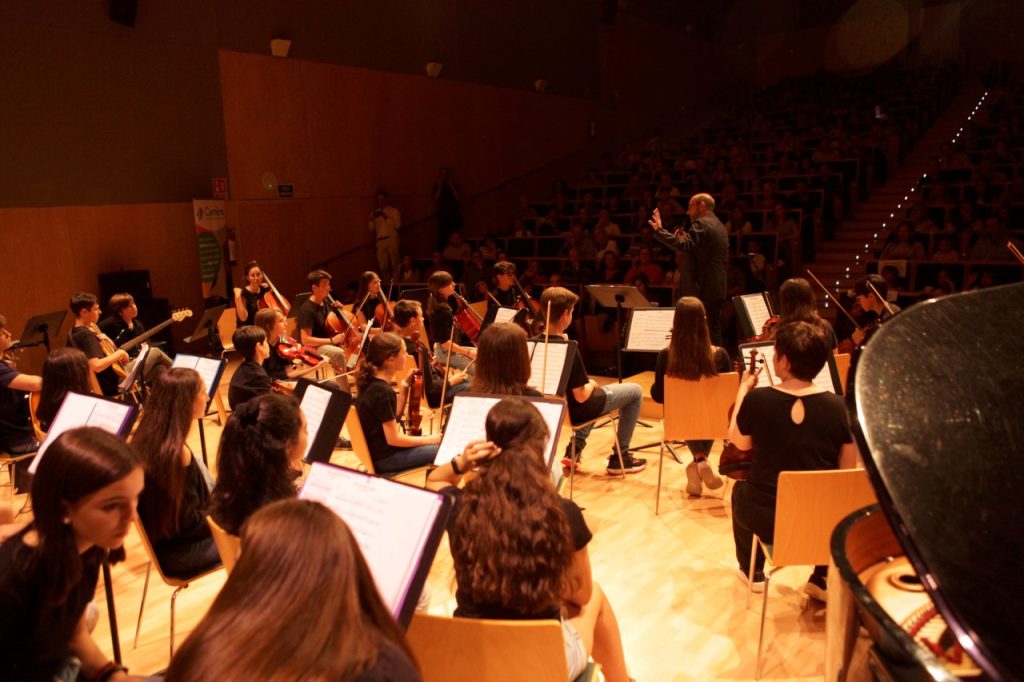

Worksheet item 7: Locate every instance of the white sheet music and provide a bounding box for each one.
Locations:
[299,463,446,619]
[625,308,674,352]
[526,340,569,395]
[739,342,837,394]
[171,354,225,399]
[494,307,518,324]
[738,294,772,337]
[29,393,134,473]
[118,344,149,393]
[298,384,333,461]
[433,394,566,467]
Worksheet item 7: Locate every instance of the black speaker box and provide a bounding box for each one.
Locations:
[98,269,152,306]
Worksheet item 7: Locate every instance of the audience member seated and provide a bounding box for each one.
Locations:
[593,226,620,263]
[427,398,632,682]
[560,247,593,288]
[724,206,753,234]
[597,252,625,284]
[133,368,220,577]
[0,428,146,681]
[165,499,421,681]
[560,223,596,259]
[624,247,664,285]
[227,326,272,410]
[442,232,472,261]
[650,297,731,496]
[397,255,421,283]
[931,235,961,262]
[728,322,858,598]
[355,333,440,474]
[209,393,306,536]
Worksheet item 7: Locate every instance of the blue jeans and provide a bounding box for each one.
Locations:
[572,381,643,456]
[374,444,439,474]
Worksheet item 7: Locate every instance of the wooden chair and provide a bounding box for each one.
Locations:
[406,612,599,682]
[833,352,851,394]
[748,468,876,679]
[205,514,241,574]
[566,406,624,500]
[343,410,430,485]
[657,373,739,514]
[132,519,222,658]
[28,391,46,442]
[216,307,237,356]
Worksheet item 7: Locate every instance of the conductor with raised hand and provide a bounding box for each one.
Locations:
[650,192,729,345]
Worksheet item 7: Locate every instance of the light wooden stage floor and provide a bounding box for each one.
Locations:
[6,373,830,681]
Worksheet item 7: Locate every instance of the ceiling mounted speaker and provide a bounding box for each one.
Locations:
[534,80,549,93]
[270,38,291,58]
[426,62,444,78]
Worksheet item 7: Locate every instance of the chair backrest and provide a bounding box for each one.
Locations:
[834,352,851,394]
[772,468,877,567]
[206,514,241,574]
[133,518,191,587]
[662,373,739,442]
[344,409,378,475]
[28,391,46,441]
[217,308,237,353]
[405,613,569,682]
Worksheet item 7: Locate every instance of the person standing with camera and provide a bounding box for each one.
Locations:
[368,189,401,281]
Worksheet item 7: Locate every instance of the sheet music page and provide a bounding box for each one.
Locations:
[172,354,224,398]
[299,463,444,618]
[494,307,518,324]
[434,395,565,466]
[298,384,333,461]
[526,341,569,395]
[118,345,149,393]
[739,343,837,394]
[739,294,772,336]
[625,308,674,352]
[29,393,133,473]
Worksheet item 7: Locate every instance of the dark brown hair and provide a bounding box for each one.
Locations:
[37,348,91,431]
[471,323,532,395]
[356,332,405,394]
[774,321,829,381]
[666,297,719,380]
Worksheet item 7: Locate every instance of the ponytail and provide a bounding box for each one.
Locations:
[357,333,405,393]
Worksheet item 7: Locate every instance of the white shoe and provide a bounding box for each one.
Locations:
[696,460,724,489]
[736,568,765,593]
[684,461,702,496]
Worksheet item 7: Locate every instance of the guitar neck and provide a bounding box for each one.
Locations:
[119,317,176,351]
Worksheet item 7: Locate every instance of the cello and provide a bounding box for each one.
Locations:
[257,270,291,315]
[324,294,364,356]
[374,281,398,332]
[451,291,483,343]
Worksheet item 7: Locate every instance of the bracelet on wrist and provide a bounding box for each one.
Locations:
[450,456,463,475]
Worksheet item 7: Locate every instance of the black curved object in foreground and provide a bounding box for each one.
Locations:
[849,282,1024,681]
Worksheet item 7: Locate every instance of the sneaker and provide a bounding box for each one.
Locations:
[606,453,646,475]
[696,460,724,490]
[804,573,827,602]
[560,457,581,473]
[336,437,352,450]
[684,461,702,496]
[736,567,766,593]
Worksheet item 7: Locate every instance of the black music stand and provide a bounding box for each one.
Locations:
[183,304,227,356]
[585,285,650,384]
[289,293,312,319]
[10,310,68,353]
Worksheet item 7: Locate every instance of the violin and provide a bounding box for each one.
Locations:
[405,369,424,436]
[257,270,291,315]
[275,336,324,367]
[410,331,445,374]
[749,315,781,343]
[324,294,364,356]
[374,282,398,332]
[512,274,545,334]
[452,292,482,343]
[719,349,764,480]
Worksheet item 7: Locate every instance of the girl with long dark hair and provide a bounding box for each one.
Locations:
[469,323,540,396]
[35,347,91,434]
[426,271,476,374]
[650,296,732,496]
[132,367,220,576]
[0,427,144,680]
[209,392,307,535]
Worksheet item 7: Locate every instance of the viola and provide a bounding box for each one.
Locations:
[405,369,423,436]
[324,295,363,355]
[452,292,482,343]
[410,331,445,374]
[719,349,763,480]
[257,270,291,315]
[275,336,324,367]
[748,315,781,343]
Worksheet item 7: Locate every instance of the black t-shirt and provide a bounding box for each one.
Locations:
[353,638,422,682]
[0,361,33,448]
[490,287,518,308]
[650,346,731,404]
[69,326,119,396]
[356,377,398,463]
[262,348,291,381]
[137,456,213,559]
[447,488,592,620]
[736,387,852,496]
[297,298,330,340]
[0,528,103,680]
[428,299,464,347]
[236,287,262,327]
[98,315,146,359]
[228,360,272,410]
[530,335,604,423]
[359,294,386,327]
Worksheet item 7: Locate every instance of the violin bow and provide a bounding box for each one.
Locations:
[805,269,863,331]
[540,301,552,395]
[437,323,457,431]
[865,279,897,317]
[381,280,395,328]
[1006,240,1024,265]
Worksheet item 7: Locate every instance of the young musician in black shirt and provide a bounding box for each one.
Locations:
[97,293,173,383]
[67,292,129,397]
[227,326,272,410]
